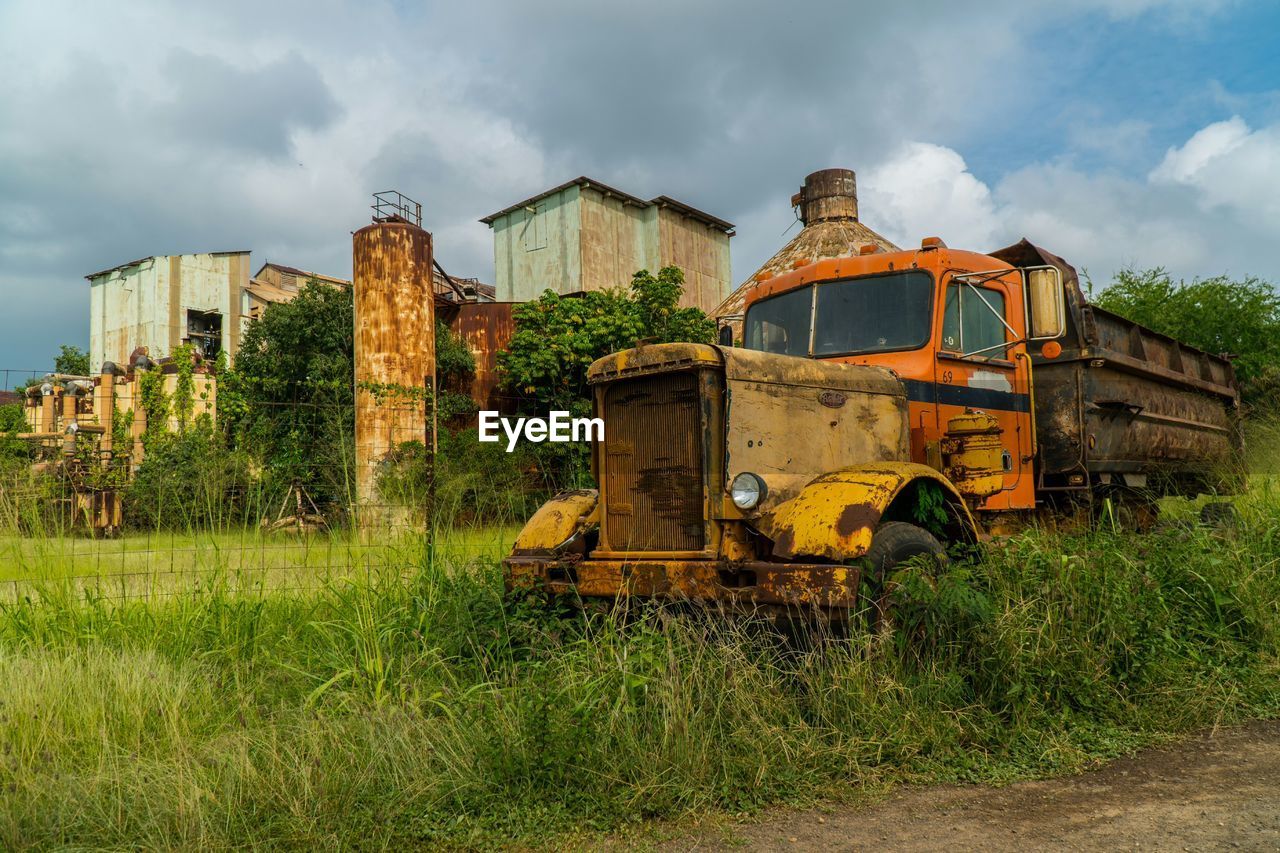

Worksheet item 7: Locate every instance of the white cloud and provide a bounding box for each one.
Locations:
[862,143,1001,250]
[848,116,1280,285]
[1148,116,1280,230]
[1149,116,1250,184]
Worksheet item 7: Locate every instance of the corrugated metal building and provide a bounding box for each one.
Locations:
[254,261,351,294]
[246,261,351,322]
[481,177,734,313]
[87,251,251,370]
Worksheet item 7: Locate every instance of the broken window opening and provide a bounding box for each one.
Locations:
[186,310,223,360]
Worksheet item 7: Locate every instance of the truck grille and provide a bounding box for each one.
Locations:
[601,372,705,552]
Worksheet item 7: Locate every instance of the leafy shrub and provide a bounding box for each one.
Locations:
[123,423,257,530]
[499,266,716,416]
[377,429,560,527]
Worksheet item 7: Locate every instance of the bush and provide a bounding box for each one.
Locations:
[123,424,257,530]
[377,429,562,527]
[499,266,716,416]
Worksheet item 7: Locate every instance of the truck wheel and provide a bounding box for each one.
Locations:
[860,521,947,635]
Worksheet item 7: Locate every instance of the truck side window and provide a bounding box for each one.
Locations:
[942,283,1007,357]
[744,285,813,356]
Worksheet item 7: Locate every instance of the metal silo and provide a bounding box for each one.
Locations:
[352,192,435,527]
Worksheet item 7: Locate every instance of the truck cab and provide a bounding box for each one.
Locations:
[739,238,1064,515]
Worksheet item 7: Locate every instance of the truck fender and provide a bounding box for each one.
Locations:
[765,463,977,561]
[510,489,598,557]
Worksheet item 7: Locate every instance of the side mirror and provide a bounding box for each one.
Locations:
[1026,267,1066,340]
[717,323,735,347]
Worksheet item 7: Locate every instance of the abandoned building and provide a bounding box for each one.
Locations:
[481,176,734,313]
[88,251,252,370]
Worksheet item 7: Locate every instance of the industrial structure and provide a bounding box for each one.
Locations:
[88,251,251,369]
[246,262,352,321]
[714,168,898,338]
[16,355,217,532]
[352,192,436,526]
[482,176,734,312]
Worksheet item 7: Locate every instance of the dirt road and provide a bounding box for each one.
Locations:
[671,720,1280,851]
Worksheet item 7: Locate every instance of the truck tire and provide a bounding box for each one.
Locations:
[861,521,947,635]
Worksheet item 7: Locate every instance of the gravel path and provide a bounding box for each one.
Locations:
[669,719,1280,851]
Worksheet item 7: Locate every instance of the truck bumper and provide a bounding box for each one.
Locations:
[503,557,862,609]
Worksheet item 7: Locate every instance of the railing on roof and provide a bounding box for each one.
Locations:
[372,191,422,227]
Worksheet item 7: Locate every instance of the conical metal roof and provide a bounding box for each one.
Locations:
[714,169,898,320]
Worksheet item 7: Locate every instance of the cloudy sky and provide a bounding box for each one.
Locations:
[2,0,1278,380]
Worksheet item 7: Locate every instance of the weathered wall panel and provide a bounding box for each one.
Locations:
[486,177,732,310]
[493,185,581,302]
[655,207,731,313]
[88,251,250,370]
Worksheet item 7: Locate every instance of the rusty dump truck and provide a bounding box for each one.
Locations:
[503,233,1242,612]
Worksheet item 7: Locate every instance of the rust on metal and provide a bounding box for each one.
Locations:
[714,168,899,328]
[352,213,435,523]
[505,556,861,610]
[441,301,516,415]
[510,489,598,556]
[600,372,705,552]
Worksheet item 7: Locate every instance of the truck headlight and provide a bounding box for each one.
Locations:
[730,472,767,510]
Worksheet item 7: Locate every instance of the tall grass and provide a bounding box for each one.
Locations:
[0,479,1277,847]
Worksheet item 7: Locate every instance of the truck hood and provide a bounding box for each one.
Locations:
[588,342,905,398]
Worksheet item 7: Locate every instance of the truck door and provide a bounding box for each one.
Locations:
[935,271,1036,511]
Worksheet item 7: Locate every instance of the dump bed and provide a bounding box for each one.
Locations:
[991,240,1243,496]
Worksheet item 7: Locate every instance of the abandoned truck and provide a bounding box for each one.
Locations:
[503,236,1243,611]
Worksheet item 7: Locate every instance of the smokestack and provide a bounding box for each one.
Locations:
[711,167,897,326]
[790,168,858,226]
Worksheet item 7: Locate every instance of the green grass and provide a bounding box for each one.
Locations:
[0,524,519,589]
[0,491,1277,848]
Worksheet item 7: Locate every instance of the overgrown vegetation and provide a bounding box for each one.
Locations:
[0,481,1276,847]
[54,344,91,377]
[495,265,716,486]
[220,280,357,510]
[499,266,716,415]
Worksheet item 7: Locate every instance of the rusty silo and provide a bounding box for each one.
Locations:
[353,192,436,526]
[714,168,899,334]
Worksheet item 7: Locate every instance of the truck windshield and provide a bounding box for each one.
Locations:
[744,271,934,357]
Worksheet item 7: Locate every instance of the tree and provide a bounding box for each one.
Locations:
[225,279,479,509]
[1093,268,1280,404]
[55,345,90,376]
[221,280,355,507]
[498,266,716,415]
[0,403,30,465]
